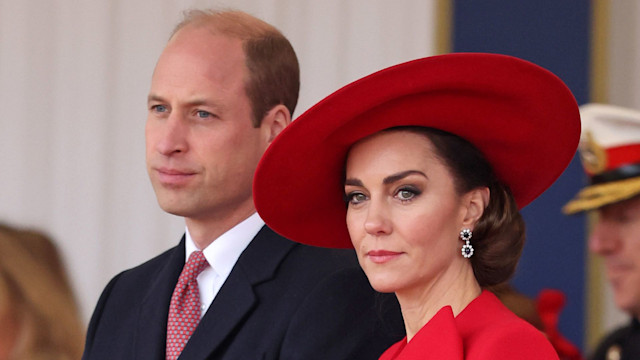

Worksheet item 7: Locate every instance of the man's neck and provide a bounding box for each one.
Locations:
[185,208,257,249]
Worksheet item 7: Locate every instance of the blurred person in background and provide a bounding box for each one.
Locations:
[0,223,84,360]
[564,103,640,360]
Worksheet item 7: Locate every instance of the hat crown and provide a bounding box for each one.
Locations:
[579,103,640,175]
[579,132,607,174]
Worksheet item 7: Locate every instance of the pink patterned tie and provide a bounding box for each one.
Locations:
[166,250,209,360]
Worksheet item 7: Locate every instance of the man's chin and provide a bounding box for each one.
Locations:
[612,289,640,315]
[156,200,193,218]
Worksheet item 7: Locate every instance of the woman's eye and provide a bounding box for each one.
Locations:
[396,188,419,201]
[346,192,367,205]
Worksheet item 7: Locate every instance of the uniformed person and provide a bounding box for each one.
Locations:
[564,103,640,360]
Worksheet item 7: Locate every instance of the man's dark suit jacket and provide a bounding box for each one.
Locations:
[82,226,404,359]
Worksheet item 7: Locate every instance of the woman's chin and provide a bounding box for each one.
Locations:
[365,274,402,294]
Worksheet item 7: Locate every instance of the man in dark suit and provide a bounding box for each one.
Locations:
[82,9,403,360]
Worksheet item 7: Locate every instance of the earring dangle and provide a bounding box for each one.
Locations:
[460,229,474,258]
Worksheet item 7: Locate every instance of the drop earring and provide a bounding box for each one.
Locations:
[460,228,474,258]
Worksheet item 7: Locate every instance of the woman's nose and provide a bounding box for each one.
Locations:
[363,200,392,236]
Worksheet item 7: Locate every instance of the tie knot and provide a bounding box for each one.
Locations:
[184,250,209,279]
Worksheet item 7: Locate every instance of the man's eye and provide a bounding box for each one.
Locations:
[151,104,167,113]
[196,110,211,118]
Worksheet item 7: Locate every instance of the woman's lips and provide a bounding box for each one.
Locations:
[366,250,403,264]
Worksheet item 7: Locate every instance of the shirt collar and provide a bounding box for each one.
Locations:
[185,212,265,278]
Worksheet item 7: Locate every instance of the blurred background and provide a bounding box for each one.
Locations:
[0,0,634,355]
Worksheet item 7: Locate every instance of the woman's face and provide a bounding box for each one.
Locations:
[344,130,472,295]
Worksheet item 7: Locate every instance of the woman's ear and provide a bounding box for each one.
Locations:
[260,104,291,144]
[462,187,490,229]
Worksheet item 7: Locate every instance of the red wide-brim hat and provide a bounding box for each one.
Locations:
[253,53,581,248]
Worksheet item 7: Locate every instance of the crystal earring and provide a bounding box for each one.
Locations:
[460,229,474,258]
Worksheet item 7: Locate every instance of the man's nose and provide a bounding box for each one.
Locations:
[155,114,188,156]
[589,219,620,256]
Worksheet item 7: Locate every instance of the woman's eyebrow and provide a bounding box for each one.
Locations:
[383,170,427,184]
[344,178,363,187]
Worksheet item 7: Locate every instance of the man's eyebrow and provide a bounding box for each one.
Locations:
[147,94,164,103]
[146,95,225,111]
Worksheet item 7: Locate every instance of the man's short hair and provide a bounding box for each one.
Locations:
[171,9,300,127]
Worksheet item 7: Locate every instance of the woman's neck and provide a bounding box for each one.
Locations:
[396,264,481,341]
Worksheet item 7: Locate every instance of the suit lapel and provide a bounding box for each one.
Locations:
[179,226,295,359]
[135,237,186,360]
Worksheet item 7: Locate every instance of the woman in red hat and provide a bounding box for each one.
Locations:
[253,53,580,359]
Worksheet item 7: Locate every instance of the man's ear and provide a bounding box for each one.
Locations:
[461,187,490,229]
[260,104,291,144]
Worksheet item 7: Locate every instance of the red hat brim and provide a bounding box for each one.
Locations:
[254,53,580,248]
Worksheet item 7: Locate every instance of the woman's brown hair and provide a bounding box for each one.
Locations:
[0,224,84,359]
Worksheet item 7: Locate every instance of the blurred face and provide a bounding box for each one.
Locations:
[146,26,268,222]
[344,131,471,295]
[590,195,640,317]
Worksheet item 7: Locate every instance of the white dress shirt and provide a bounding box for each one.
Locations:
[184,212,265,317]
